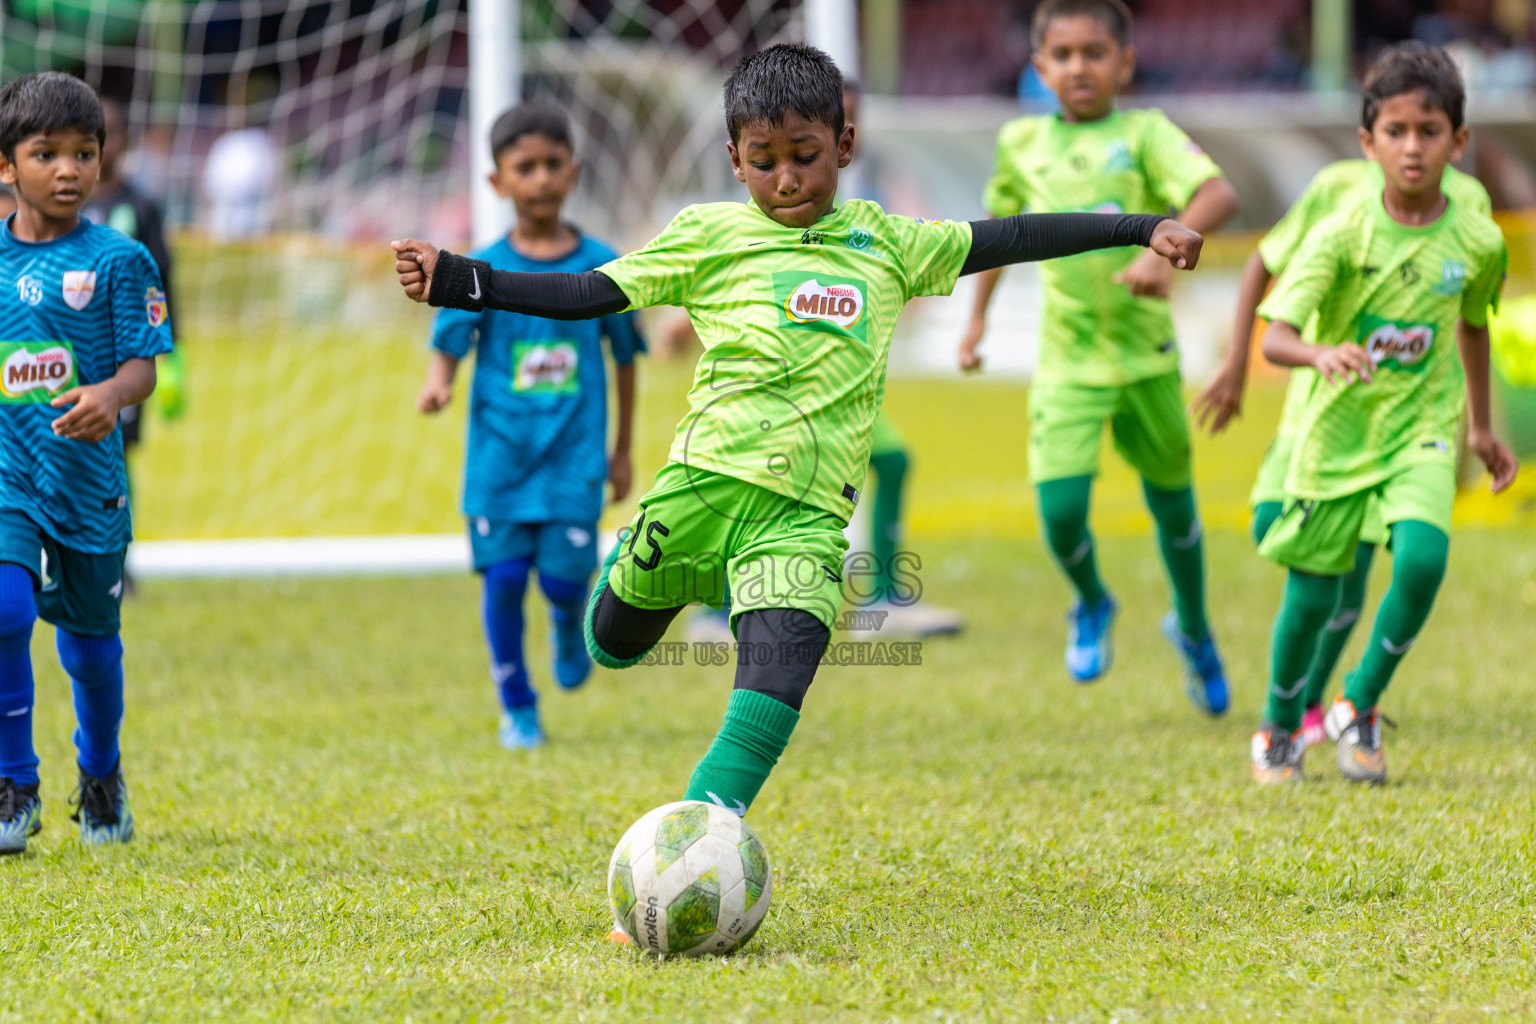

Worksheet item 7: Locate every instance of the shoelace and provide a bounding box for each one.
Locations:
[1268,728,1297,766]
[0,780,14,822]
[1345,711,1397,751]
[70,773,119,826]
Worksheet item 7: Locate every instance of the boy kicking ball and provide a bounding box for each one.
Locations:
[394,44,1202,822]
[1249,43,1515,785]
[0,73,173,851]
[418,101,643,751]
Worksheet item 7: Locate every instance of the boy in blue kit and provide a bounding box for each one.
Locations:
[418,101,643,751]
[0,73,172,852]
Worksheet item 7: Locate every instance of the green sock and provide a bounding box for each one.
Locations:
[1344,521,1447,712]
[1266,569,1341,730]
[1037,476,1108,607]
[683,689,800,816]
[868,447,909,599]
[1251,501,1282,547]
[1303,541,1376,708]
[1143,482,1208,640]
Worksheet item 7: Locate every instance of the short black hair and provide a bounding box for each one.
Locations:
[1030,0,1133,50]
[723,43,844,144]
[489,100,573,161]
[0,72,105,161]
[1361,42,1466,132]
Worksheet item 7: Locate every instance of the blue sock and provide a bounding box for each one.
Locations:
[58,630,124,779]
[0,566,37,787]
[539,573,591,688]
[483,558,535,711]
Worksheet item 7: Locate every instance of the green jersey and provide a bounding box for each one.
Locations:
[599,199,971,520]
[1258,160,1493,440]
[983,108,1221,386]
[1258,195,1507,500]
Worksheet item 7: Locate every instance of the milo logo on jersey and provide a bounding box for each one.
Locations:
[511,341,579,394]
[775,271,869,341]
[0,341,76,402]
[1358,315,1435,372]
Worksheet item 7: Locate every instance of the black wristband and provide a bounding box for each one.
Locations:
[427,250,491,312]
[1125,213,1166,247]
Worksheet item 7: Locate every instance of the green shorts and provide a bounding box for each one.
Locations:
[1258,457,1455,575]
[0,508,125,636]
[1252,429,1388,546]
[605,462,849,632]
[1028,371,1192,489]
[868,410,907,459]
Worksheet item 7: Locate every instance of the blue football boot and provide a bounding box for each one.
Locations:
[72,764,134,846]
[498,706,547,751]
[0,777,41,855]
[1162,612,1230,716]
[1065,596,1117,683]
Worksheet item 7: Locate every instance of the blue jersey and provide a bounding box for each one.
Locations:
[0,217,173,553]
[430,233,644,525]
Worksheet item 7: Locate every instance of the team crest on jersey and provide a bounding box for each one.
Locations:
[511,341,579,394]
[15,276,42,306]
[1431,258,1467,297]
[145,287,167,327]
[0,341,76,402]
[776,272,869,340]
[1104,140,1134,173]
[1359,315,1434,372]
[62,271,96,311]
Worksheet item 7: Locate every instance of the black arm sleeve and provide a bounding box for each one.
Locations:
[427,250,632,319]
[959,212,1166,276]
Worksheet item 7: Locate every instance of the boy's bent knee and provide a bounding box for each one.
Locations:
[0,565,35,642]
[484,558,532,591]
[590,586,682,661]
[732,609,829,712]
[538,573,587,608]
[56,630,123,684]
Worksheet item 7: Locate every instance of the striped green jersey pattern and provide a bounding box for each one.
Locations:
[600,200,971,520]
[1258,194,1506,500]
[983,108,1221,386]
[1257,161,1492,443]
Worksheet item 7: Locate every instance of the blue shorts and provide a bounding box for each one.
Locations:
[468,518,599,582]
[0,508,125,636]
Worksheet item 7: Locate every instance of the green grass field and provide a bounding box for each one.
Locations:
[5,525,1536,1022]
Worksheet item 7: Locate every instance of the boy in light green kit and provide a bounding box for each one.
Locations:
[1249,43,1515,785]
[959,0,1240,712]
[1196,158,1491,747]
[394,44,1203,825]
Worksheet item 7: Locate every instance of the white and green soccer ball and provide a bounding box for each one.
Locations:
[607,800,772,957]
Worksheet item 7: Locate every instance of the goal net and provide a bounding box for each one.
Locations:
[0,0,800,562]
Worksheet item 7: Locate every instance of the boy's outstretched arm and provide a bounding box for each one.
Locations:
[956,212,1200,373]
[1458,319,1518,493]
[1191,249,1271,434]
[960,213,1202,277]
[393,239,633,319]
[1115,177,1240,298]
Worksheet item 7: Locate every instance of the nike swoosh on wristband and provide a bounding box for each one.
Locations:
[468,268,482,300]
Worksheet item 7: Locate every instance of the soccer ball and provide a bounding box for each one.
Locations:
[607,800,772,957]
